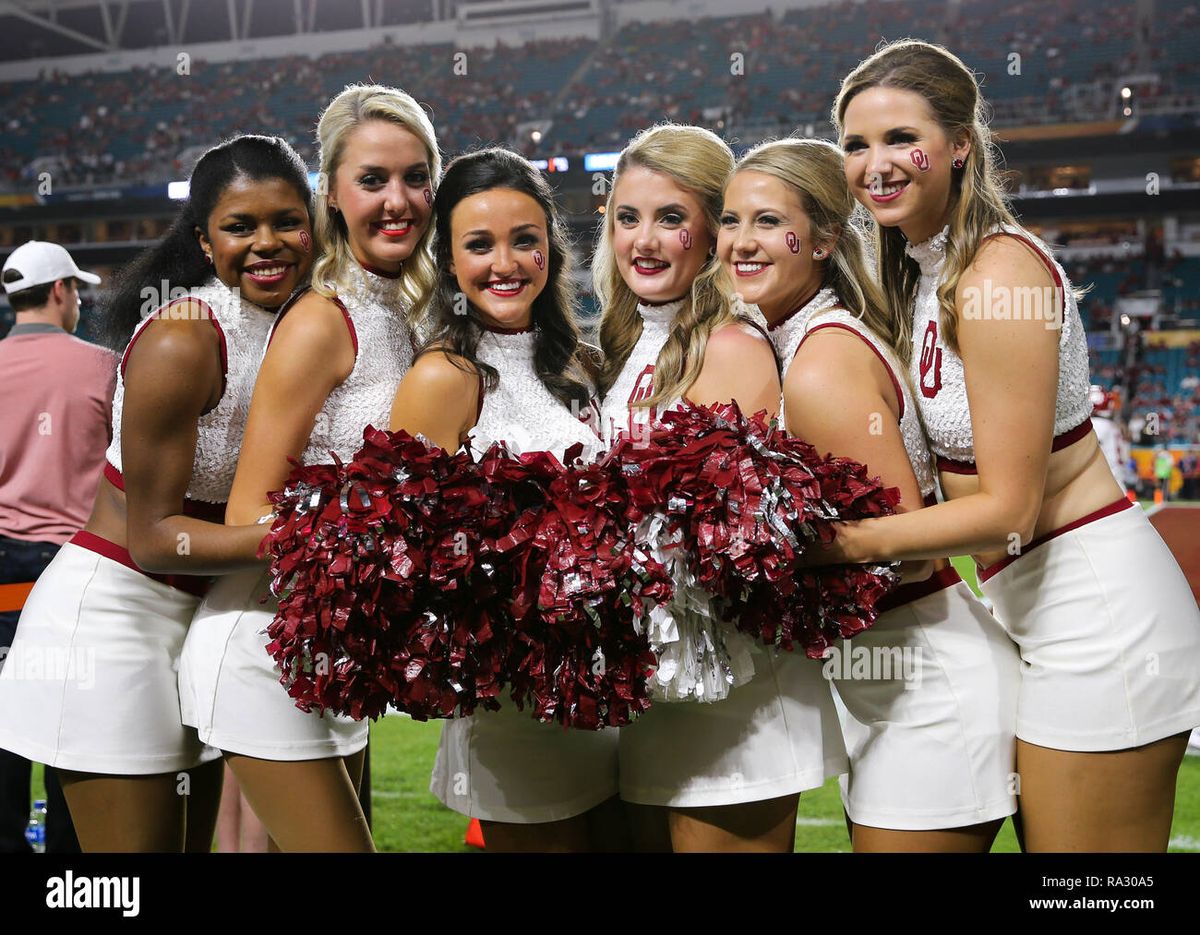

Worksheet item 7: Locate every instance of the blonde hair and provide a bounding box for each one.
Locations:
[833,39,1019,363]
[594,123,741,406]
[312,84,442,321]
[733,137,898,356]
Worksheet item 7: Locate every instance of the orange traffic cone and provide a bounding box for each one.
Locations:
[1126,488,1137,504]
[1154,488,1164,505]
[465,818,485,849]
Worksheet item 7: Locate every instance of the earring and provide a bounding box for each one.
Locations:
[953,157,965,169]
[204,253,212,265]
[813,249,825,259]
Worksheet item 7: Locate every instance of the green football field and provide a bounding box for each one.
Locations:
[28,713,1200,852]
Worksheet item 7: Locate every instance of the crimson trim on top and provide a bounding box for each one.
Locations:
[977,495,1135,583]
[936,418,1095,474]
[798,321,905,422]
[120,297,227,395]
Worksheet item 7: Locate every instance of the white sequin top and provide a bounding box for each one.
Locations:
[105,277,275,506]
[906,223,1093,467]
[468,326,604,462]
[599,298,685,444]
[767,287,936,499]
[284,262,415,464]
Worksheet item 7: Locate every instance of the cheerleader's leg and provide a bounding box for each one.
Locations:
[1015,733,1188,852]
[58,771,187,852]
[182,756,225,853]
[848,817,1004,853]
[667,792,800,853]
[224,752,373,853]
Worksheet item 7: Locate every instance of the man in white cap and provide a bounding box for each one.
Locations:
[0,241,115,854]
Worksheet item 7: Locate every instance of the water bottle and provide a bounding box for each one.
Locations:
[25,799,46,853]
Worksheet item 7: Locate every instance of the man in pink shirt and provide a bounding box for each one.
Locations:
[0,241,115,853]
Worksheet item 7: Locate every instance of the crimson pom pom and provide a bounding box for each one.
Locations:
[263,426,504,721]
[612,400,901,660]
[479,443,672,729]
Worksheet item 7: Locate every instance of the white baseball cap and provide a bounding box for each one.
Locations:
[2,240,101,294]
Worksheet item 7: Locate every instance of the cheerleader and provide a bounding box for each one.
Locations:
[390,147,620,853]
[827,39,1200,850]
[0,135,314,851]
[178,85,440,852]
[719,136,1021,851]
[595,124,847,853]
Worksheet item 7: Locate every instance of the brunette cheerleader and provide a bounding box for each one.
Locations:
[719,136,1021,851]
[827,39,1200,851]
[0,136,313,851]
[389,147,622,852]
[179,85,440,852]
[596,124,847,853]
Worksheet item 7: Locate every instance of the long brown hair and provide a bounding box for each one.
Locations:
[833,39,1017,363]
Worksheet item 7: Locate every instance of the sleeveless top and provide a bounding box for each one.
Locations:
[906,223,1093,473]
[598,297,769,702]
[105,277,275,512]
[272,262,415,465]
[766,286,937,499]
[468,325,604,462]
[599,298,684,444]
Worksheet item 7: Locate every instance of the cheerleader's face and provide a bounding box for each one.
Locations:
[448,187,549,331]
[718,170,827,323]
[197,175,313,310]
[610,165,714,304]
[840,87,969,243]
[327,120,433,274]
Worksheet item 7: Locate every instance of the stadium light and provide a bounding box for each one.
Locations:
[167,181,190,200]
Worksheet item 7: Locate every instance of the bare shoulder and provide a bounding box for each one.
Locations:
[963,231,1055,289]
[405,348,479,397]
[706,320,775,365]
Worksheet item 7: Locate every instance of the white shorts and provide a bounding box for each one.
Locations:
[179,567,368,760]
[0,540,220,774]
[979,497,1200,752]
[430,705,619,823]
[618,646,847,808]
[831,569,1020,831]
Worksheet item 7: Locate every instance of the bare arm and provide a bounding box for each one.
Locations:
[825,236,1060,563]
[225,291,357,526]
[388,350,480,453]
[784,329,934,581]
[122,310,270,574]
[685,321,781,419]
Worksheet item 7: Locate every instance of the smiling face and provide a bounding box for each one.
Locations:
[328,119,433,273]
[718,169,828,322]
[448,187,549,331]
[197,175,312,309]
[610,164,713,304]
[840,86,969,244]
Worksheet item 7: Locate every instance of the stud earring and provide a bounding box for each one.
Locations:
[204,253,212,265]
[952,157,965,169]
[813,249,825,259]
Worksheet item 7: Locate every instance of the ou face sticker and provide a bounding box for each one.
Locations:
[533,249,545,271]
[679,228,692,250]
[423,188,432,206]
[298,229,311,252]
[785,231,800,254]
[909,148,931,172]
